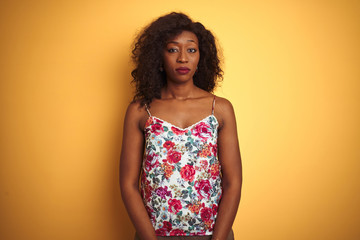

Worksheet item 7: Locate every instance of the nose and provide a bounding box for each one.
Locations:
[177,51,188,63]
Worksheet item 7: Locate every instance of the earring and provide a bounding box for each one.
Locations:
[159,66,163,72]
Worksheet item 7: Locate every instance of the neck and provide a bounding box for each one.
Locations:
[162,81,197,100]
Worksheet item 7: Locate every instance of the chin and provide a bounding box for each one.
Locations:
[170,78,193,84]
[167,74,195,84]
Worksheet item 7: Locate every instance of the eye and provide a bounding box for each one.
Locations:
[167,48,178,53]
[188,48,197,53]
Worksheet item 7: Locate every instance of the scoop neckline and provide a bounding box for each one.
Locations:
[147,114,218,131]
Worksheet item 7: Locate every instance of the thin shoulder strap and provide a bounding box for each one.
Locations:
[144,104,151,116]
[211,95,216,115]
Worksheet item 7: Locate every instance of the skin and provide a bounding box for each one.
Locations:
[120,31,242,240]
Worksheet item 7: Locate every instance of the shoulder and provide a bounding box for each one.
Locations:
[213,96,236,129]
[124,100,149,130]
[125,100,143,116]
[214,96,234,112]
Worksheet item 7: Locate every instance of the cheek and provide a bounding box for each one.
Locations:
[163,57,175,75]
[193,53,200,65]
[163,55,175,67]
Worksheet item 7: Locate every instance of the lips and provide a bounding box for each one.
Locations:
[176,67,190,74]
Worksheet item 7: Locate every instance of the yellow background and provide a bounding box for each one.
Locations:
[1,0,359,239]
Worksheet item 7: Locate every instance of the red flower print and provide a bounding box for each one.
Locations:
[141,178,153,202]
[163,140,175,150]
[170,229,185,236]
[163,221,172,231]
[155,227,168,235]
[180,164,195,182]
[212,204,218,215]
[191,122,211,140]
[155,221,172,235]
[141,105,222,234]
[145,152,159,171]
[151,122,163,135]
[171,126,186,135]
[200,207,213,222]
[195,179,211,199]
[209,142,217,156]
[168,199,182,214]
[167,151,182,164]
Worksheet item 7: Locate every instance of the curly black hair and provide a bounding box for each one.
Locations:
[131,12,223,106]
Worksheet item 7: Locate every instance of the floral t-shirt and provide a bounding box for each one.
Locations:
[141,106,222,236]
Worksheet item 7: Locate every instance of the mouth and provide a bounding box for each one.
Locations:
[175,67,190,74]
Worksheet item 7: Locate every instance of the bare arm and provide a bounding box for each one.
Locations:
[211,98,243,240]
[120,102,157,240]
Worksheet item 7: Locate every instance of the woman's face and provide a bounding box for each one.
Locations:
[163,31,200,84]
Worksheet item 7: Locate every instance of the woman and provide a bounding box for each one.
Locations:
[120,12,242,240]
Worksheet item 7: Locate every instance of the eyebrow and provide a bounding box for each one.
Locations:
[167,40,196,44]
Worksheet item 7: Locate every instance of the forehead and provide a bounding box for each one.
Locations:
[166,31,199,44]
